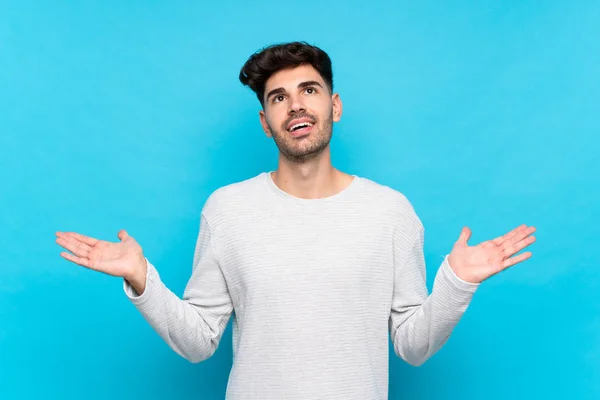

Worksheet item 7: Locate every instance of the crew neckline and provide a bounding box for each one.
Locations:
[263,171,360,203]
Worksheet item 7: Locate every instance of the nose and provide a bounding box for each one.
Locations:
[287,93,306,114]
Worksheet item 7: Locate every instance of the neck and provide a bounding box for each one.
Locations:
[271,147,353,199]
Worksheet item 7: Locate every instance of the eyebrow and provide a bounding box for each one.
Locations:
[265,80,324,102]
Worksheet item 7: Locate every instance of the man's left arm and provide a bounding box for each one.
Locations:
[388,224,479,367]
[389,209,536,367]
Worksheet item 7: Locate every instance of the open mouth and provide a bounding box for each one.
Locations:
[287,121,314,137]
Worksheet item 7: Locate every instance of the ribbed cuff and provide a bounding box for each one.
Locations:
[432,255,479,315]
[123,258,158,305]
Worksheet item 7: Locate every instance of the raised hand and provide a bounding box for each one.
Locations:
[55,229,147,291]
[447,224,536,284]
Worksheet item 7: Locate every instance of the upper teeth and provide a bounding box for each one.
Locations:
[290,122,313,131]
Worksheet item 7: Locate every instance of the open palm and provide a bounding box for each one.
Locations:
[448,224,536,284]
[55,229,144,279]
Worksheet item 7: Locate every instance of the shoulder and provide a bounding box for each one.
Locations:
[201,172,267,220]
[357,176,416,212]
[357,176,424,231]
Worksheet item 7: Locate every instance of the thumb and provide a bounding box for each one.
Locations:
[456,226,471,247]
[117,229,129,241]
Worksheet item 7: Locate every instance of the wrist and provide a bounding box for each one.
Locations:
[125,254,148,293]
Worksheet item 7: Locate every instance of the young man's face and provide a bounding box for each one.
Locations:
[259,64,342,163]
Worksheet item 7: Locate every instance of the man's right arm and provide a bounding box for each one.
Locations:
[123,213,234,363]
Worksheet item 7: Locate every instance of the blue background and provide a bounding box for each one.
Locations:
[1,1,598,399]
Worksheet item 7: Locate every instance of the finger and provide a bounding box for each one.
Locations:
[56,236,91,258]
[492,224,528,246]
[502,226,536,250]
[56,235,91,256]
[502,251,532,269]
[61,231,98,247]
[60,251,92,269]
[456,227,471,247]
[502,235,536,258]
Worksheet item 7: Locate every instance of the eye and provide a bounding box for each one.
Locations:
[305,87,317,94]
[273,94,285,103]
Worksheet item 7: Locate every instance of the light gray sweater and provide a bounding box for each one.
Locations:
[123,171,479,399]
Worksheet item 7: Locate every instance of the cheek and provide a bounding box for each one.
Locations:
[265,109,286,128]
[311,99,332,118]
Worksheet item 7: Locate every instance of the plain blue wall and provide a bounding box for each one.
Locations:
[1,1,598,399]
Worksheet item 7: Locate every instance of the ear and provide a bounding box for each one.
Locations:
[332,93,343,122]
[259,109,273,138]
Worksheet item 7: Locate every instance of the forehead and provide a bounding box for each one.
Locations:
[265,64,325,91]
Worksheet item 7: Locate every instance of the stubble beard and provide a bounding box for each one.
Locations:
[269,112,334,164]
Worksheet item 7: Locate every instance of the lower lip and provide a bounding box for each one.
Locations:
[289,125,314,137]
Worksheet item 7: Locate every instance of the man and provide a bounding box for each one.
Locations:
[55,41,536,399]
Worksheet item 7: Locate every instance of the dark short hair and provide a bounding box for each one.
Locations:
[239,41,334,107]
